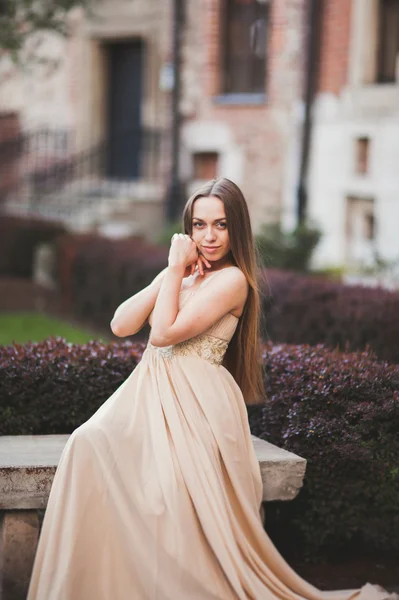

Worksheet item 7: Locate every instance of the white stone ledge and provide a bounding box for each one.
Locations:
[252,436,307,502]
[0,434,306,509]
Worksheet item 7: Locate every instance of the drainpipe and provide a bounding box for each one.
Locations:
[166,0,185,222]
[296,0,322,224]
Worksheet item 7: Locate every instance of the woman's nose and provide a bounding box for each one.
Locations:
[204,227,216,241]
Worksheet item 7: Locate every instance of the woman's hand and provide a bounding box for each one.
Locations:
[169,233,211,276]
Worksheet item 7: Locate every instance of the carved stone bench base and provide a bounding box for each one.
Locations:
[0,511,39,600]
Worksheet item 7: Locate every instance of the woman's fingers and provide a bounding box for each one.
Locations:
[170,234,212,275]
[197,256,203,276]
[199,254,212,274]
[171,233,192,243]
[199,256,208,276]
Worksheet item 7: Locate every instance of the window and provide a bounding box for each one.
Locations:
[345,197,376,265]
[222,0,269,95]
[377,0,399,83]
[193,152,219,180]
[355,137,370,175]
[365,213,376,240]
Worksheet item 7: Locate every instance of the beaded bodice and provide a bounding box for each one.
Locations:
[146,271,240,367]
[146,318,238,366]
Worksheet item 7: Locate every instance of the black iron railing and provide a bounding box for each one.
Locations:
[0,126,168,214]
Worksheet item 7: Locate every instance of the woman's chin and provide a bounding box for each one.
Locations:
[205,253,231,266]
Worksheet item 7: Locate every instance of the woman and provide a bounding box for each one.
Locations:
[27,178,393,599]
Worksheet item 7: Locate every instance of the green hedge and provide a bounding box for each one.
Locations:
[1,338,398,560]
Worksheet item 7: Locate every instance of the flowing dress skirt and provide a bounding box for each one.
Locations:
[27,346,393,600]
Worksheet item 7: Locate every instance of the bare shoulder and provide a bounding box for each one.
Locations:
[209,266,248,316]
[208,266,248,300]
[219,265,248,288]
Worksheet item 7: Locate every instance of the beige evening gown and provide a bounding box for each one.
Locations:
[27,276,394,600]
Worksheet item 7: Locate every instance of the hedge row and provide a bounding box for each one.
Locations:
[248,343,399,560]
[262,269,399,364]
[2,220,399,363]
[0,215,65,278]
[0,338,143,434]
[55,234,399,363]
[1,338,398,559]
[55,233,168,333]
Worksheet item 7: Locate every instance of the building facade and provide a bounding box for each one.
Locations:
[308,0,399,270]
[0,0,309,238]
[180,0,308,229]
[1,0,398,270]
[0,0,173,235]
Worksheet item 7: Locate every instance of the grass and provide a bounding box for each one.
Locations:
[0,312,109,346]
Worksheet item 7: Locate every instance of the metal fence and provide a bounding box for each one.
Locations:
[0,126,168,218]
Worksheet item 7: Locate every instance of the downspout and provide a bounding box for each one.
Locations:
[296,0,322,224]
[166,0,185,222]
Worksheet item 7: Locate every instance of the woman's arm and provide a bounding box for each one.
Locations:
[110,267,168,337]
[110,234,211,338]
[150,236,247,347]
[150,265,247,347]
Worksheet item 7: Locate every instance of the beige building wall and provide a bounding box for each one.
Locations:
[0,1,172,153]
[308,0,399,270]
[0,27,75,130]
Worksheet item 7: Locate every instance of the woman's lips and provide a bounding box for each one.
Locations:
[202,246,221,253]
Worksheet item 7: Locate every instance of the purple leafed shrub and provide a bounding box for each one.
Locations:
[0,337,145,435]
[249,342,399,559]
[56,236,399,362]
[0,338,398,558]
[56,233,168,331]
[262,269,399,364]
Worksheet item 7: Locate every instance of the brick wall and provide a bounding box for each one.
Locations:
[317,0,353,94]
[181,0,307,228]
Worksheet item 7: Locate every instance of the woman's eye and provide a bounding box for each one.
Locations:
[192,222,227,229]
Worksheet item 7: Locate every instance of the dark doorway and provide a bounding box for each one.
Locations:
[106,40,143,179]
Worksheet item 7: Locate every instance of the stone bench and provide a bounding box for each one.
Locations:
[0,434,307,600]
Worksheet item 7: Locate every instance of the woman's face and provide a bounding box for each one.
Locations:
[191,196,231,262]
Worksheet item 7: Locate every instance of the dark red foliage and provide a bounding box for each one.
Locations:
[56,233,168,329]
[0,338,398,559]
[0,337,145,434]
[0,215,66,278]
[249,342,399,560]
[56,237,399,363]
[261,269,399,364]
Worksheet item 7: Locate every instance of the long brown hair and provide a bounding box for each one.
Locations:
[182,177,264,405]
